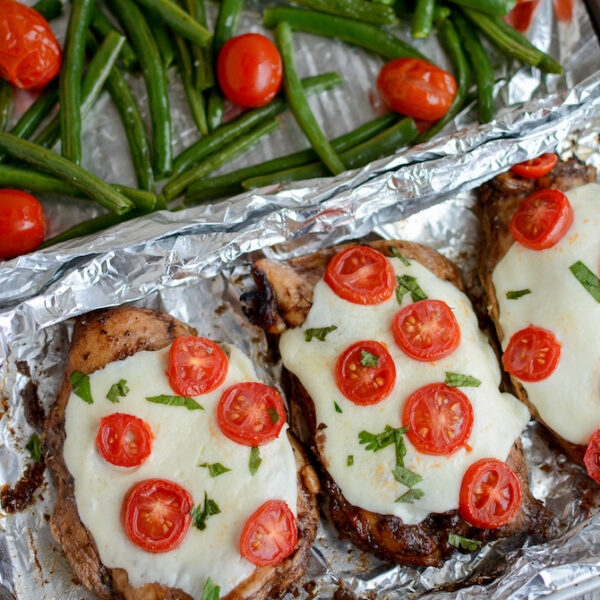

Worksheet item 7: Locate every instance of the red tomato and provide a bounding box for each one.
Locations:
[403,383,473,455]
[377,58,457,121]
[554,0,575,22]
[505,0,541,32]
[123,479,193,553]
[240,500,297,566]
[502,326,561,382]
[96,413,153,468]
[0,189,45,259]
[511,153,558,178]
[392,299,460,362]
[217,33,282,108]
[218,382,286,446]
[335,340,396,405]
[168,336,228,397]
[509,188,573,250]
[584,429,600,484]
[0,0,61,89]
[324,246,395,305]
[459,458,522,529]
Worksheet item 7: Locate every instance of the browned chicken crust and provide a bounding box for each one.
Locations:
[44,306,319,600]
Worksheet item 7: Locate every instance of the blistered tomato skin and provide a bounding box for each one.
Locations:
[0,189,45,259]
[0,0,62,89]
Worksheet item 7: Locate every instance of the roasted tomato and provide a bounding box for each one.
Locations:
[377,58,457,121]
[240,500,297,566]
[584,429,600,484]
[502,326,561,382]
[96,413,153,468]
[505,0,541,32]
[324,246,396,305]
[0,189,45,259]
[511,153,558,178]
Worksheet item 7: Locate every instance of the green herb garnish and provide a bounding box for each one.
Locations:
[448,533,482,551]
[393,465,423,488]
[396,275,427,304]
[70,370,93,404]
[360,350,379,368]
[249,447,262,475]
[190,492,220,530]
[146,395,204,410]
[358,425,408,453]
[304,326,337,342]
[25,433,42,462]
[395,488,425,503]
[267,406,279,425]
[334,401,343,414]
[199,462,231,477]
[106,379,129,403]
[389,246,411,266]
[570,261,600,303]
[445,372,482,388]
[202,578,221,600]
[506,289,531,300]
[347,455,354,466]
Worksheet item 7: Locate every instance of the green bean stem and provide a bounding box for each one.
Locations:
[90,6,138,70]
[0,80,12,133]
[448,0,516,16]
[149,12,177,68]
[291,0,397,26]
[412,0,435,39]
[32,0,63,21]
[182,0,214,89]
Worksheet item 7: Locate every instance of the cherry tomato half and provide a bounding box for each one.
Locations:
[0,0,61,89]
[509,188,573,250]
[324,246,396,305]
[123,479,193,553]
[392,299,460,362]
[217,33,282,109]
[584,429,600,485]
[218,382,286,446]
[377,58,457,121]
[335,340,396,405]
[0,189,45,259]
[240,500,297,566]
[459,458,522,529]
[511,153,558,178]
[168,336,228,397]
[554,0,575,22]
[502,326,561,382]
[96,413,153,468]
[403,383,473,455]
[505,0,541,32]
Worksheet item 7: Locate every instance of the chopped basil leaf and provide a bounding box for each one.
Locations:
[190,492,221,530]
[395,275,427,304]
[506,289,531,300]
[304,325,337,342]
[334,401,343,413]
[146,395,204,410]
[570,261,600,303]
[395,488,425,503]
[106,379,129,403]
[70,370,93,404]
[202,578,221,600]
[358,425,408,453]
[347,455,354,466]
[448,533,482,551]
[393,428,407,468]
[389,246,411,266]
[199,462,231,477]
[445,372,482,388]
[25,433,42,462]
[249,447,262,475]
[267,406,279,425]
[360,350,379,368]
[393,465,423,488]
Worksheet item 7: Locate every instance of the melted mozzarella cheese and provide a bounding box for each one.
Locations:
[280,257,529,524]
[63,345,297,598]
[493,183,600,445]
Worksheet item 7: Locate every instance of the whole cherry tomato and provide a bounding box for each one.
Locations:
[377,58,457,121]
[0,0,62,89]
[217,33,282,108]
[511,153,558,179]
[0,189,45,259]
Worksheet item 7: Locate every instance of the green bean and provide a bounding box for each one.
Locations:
[448,0,516,16]
[207,88,225,132]
[131,0,212,47]
[173,72,342,174]
[182,0,214,89]
[32,0,63,21]
[412,0,435,38]
[276,23,344,175]
[107,0,173,178]
[90,7,139,71]
[149,12,177,68]
[291,0,397,26]
[163,119,279,201]
[0,80,12,133]
[213,0,244,53]
[59,0,96,166]
[186,113,397,204]
[263,7,427,61]
[242,117,418,189]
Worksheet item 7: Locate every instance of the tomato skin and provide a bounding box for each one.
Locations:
[584,429,600,484]
[459,459,522,529]
[335,340,396,405]
[240,500,297,566]
[377,58,457,121]
[217,33,282,108]
[502,326,561,382]
[123,479,193,553]
[0,189,45,259]
[554,0,575,22]
[324,246,396,305]
[392,299,460,362]
[218,382,286,446]
[96,413,154,468]
[403,383,473,455]
[505,0,541,32]
[509,188,573,250]
[0,0,61,89]
[511,153,558,178]
[168,336,228,397]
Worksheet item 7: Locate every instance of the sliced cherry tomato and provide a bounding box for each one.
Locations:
[167,336,228,396]
[0,0,62,89]
[0,189,45,259]
[217,33,282,108]
[324,245,395,305]
[403,383,473,455]
[377,58,457,121]
[584,428,600,484]
[459,458,522,529]
[240,499,297,566]
[509,188,573,250]
[392,299,460,362]
[335,340,396,405]
[511,153,558,178]
[554,0,575,22]
[502,326,561,382]
[218,382,286,446]
[96,413,153,468]
[505,0,541,32]
[123,479,193,553]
